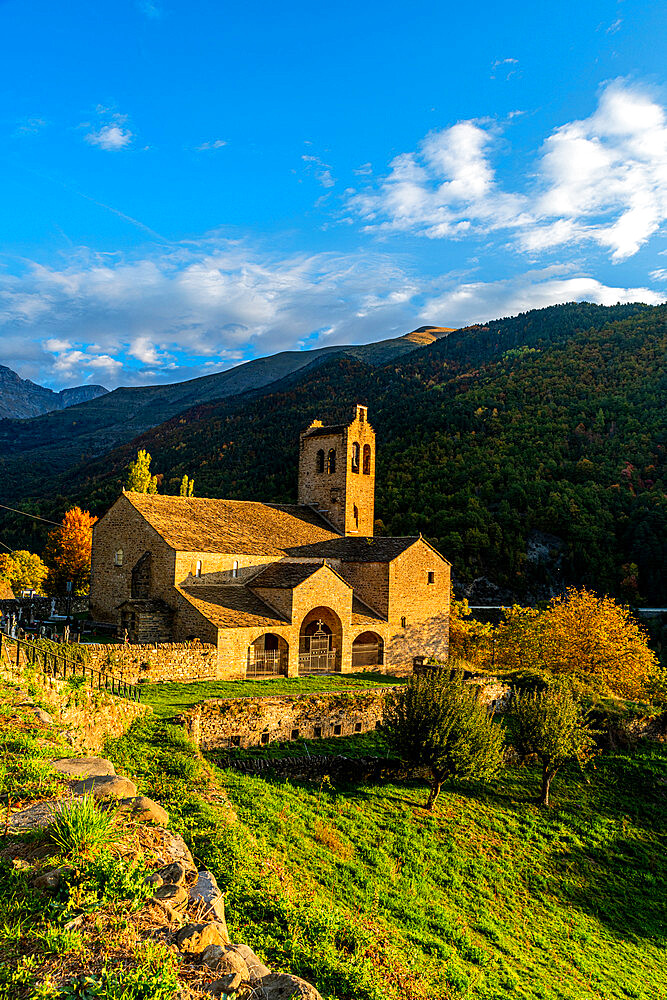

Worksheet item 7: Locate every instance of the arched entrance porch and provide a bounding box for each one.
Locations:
[299,607,342,674]
[247,632,289,677]
[352,631,384,669]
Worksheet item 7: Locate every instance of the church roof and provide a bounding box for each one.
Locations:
[284,535,426,562]
[301,423,347,439]
[250,560,347,590]
[122,492,340,555]
[351,595,386,626]
[177,585,287,629]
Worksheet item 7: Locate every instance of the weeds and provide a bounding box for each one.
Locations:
[47,797,119,857]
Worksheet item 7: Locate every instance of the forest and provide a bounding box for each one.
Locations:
[1,301,665,604]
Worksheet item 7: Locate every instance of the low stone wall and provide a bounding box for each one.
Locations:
[179,689,392,750]
[84,641,219,683]
[0,595,89,621]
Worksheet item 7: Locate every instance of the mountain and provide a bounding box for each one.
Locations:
[0,365,108,420]
[0,328,450,497]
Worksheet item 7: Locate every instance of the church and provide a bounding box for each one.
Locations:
[90,405,451,678]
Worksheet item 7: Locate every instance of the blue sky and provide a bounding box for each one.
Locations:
[1,0,666,389]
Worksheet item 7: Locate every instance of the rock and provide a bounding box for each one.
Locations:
[155,830,195,868]
[258,972,323,999]
[112,795,169,826]
[176,922,230,955]
[205,974,244,998]
[201,947,248,977]
[229,943,270,980]
[144,872,164,888]
[189,869,228,930]
[153,884,188,911]
[70,775,137,800]
[31,707,53,725]
[156,861,185,886]
[149,897,185,926]
[51,757,116,778]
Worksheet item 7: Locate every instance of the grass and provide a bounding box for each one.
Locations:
[105,717,667,1000]
[141,671,403,718]
[47,796,119,858]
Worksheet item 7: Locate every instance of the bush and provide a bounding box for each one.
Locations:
[48,796,119,857]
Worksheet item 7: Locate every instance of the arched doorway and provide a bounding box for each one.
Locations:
[247,633,288,677]
[299,607,342,674]
[352,631,384,668]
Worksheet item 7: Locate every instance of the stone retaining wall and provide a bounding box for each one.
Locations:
[179,689,392,750]
[84,641,218,683]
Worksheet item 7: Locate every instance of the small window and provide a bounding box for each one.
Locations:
[291,728,299,741]
[353,504,359,528]
[316,449,325,473]
[427,571,435,585]
[113,548,123,567]
[232,560,239,578]
[401,616,407,628]
[231,735,241,747]
[354,722,362,733]
[195,560,202,578]
[359,407,365,423]
[314,726,322,738]
[333,724,342,736]
[351,441,360,474]
[261,732,270,745]
[363,444,371,475]
[327,449,336,474]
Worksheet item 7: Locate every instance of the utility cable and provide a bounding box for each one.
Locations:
[0,502,61,526]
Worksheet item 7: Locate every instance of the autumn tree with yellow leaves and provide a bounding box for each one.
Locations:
[495,587,657,699]
[44,507,98,595]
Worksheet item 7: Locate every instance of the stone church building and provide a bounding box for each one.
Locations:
[90,406,451,678]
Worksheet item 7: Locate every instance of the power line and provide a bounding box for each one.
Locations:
[0,537,14,552]
[0,502,61,527]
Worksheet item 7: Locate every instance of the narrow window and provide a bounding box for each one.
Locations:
[314,726,322,738]
[231,735,241,747]
[195,560,202,578]
[316,449,325,473]
[334,724,342,736]
[354,722,362,733]
[401,616,407,628]
[351,441,360,473]
[353,504,359,528]
[359,407,365,423]
[261,732,270,745]
[427,571,435,585]
[291,729,299,741]
[232,560,239,578]
[113,548,123,567]
[327,449,336,474]
[363,444,371,475]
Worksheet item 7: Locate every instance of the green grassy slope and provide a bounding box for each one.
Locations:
[107,720,667,1000]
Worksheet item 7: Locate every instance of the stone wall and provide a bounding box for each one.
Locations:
[178,688,393,750]
[0,595,89,622]
[84,640,219,683]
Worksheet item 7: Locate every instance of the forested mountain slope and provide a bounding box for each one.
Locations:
[0,365,107,419]
[2,302,665,602]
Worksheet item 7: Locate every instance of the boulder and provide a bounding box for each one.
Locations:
[205,974,244,998]
[32,866,73,890]
[144,872,164,888]
[258,973,323,999]
[112,795,169,826]
[51,757,116,779]
[189,869,228,930]
[156,861,185,886]
[31,707,53,725]
[200,946,248,978]
[70,775,137,799]
[228,943,270,980]
[176,922,230,955]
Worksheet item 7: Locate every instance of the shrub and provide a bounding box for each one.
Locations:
[48,796,119,857]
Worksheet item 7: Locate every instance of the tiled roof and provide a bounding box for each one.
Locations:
[351,596,386,626]
[122,493,340,554]
[250,561,329,589]
[177,585,287,629]
[301,424,347,438]
[284,535,423,562]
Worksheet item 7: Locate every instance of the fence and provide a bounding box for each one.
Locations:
[0,630,142,703]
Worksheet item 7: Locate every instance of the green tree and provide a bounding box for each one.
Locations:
[179,474,194,497]
[125,449,159,494]
[382,670,504,810]
[3,550,48,593]
[508,685,596,807]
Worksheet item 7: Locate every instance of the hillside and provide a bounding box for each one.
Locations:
[0,365,108,420]
[0,329,442,492]
[2,301,665,603]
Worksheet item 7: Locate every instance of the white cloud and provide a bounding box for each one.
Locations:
[649,268,667,282]
[302,154,336,189]
[85,123,133,151]
[350,80,667,261]
[197,139,227,151]
[420,267,665,328]
[0,241,662,390]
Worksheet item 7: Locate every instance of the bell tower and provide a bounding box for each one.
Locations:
[298,404,375,536]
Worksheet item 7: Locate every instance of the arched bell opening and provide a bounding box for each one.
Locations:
[299,606,342,674]
[247,632,288,677]
[352,631,384,668]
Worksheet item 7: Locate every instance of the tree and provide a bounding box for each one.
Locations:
[448,598,494,668]
[495,587,657,699]
[507,684,596,807]
[125,449,159,494]
[43,507,98,595]
[382,670,505,810]
[0,550,48,593]
[179,474,195,497]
